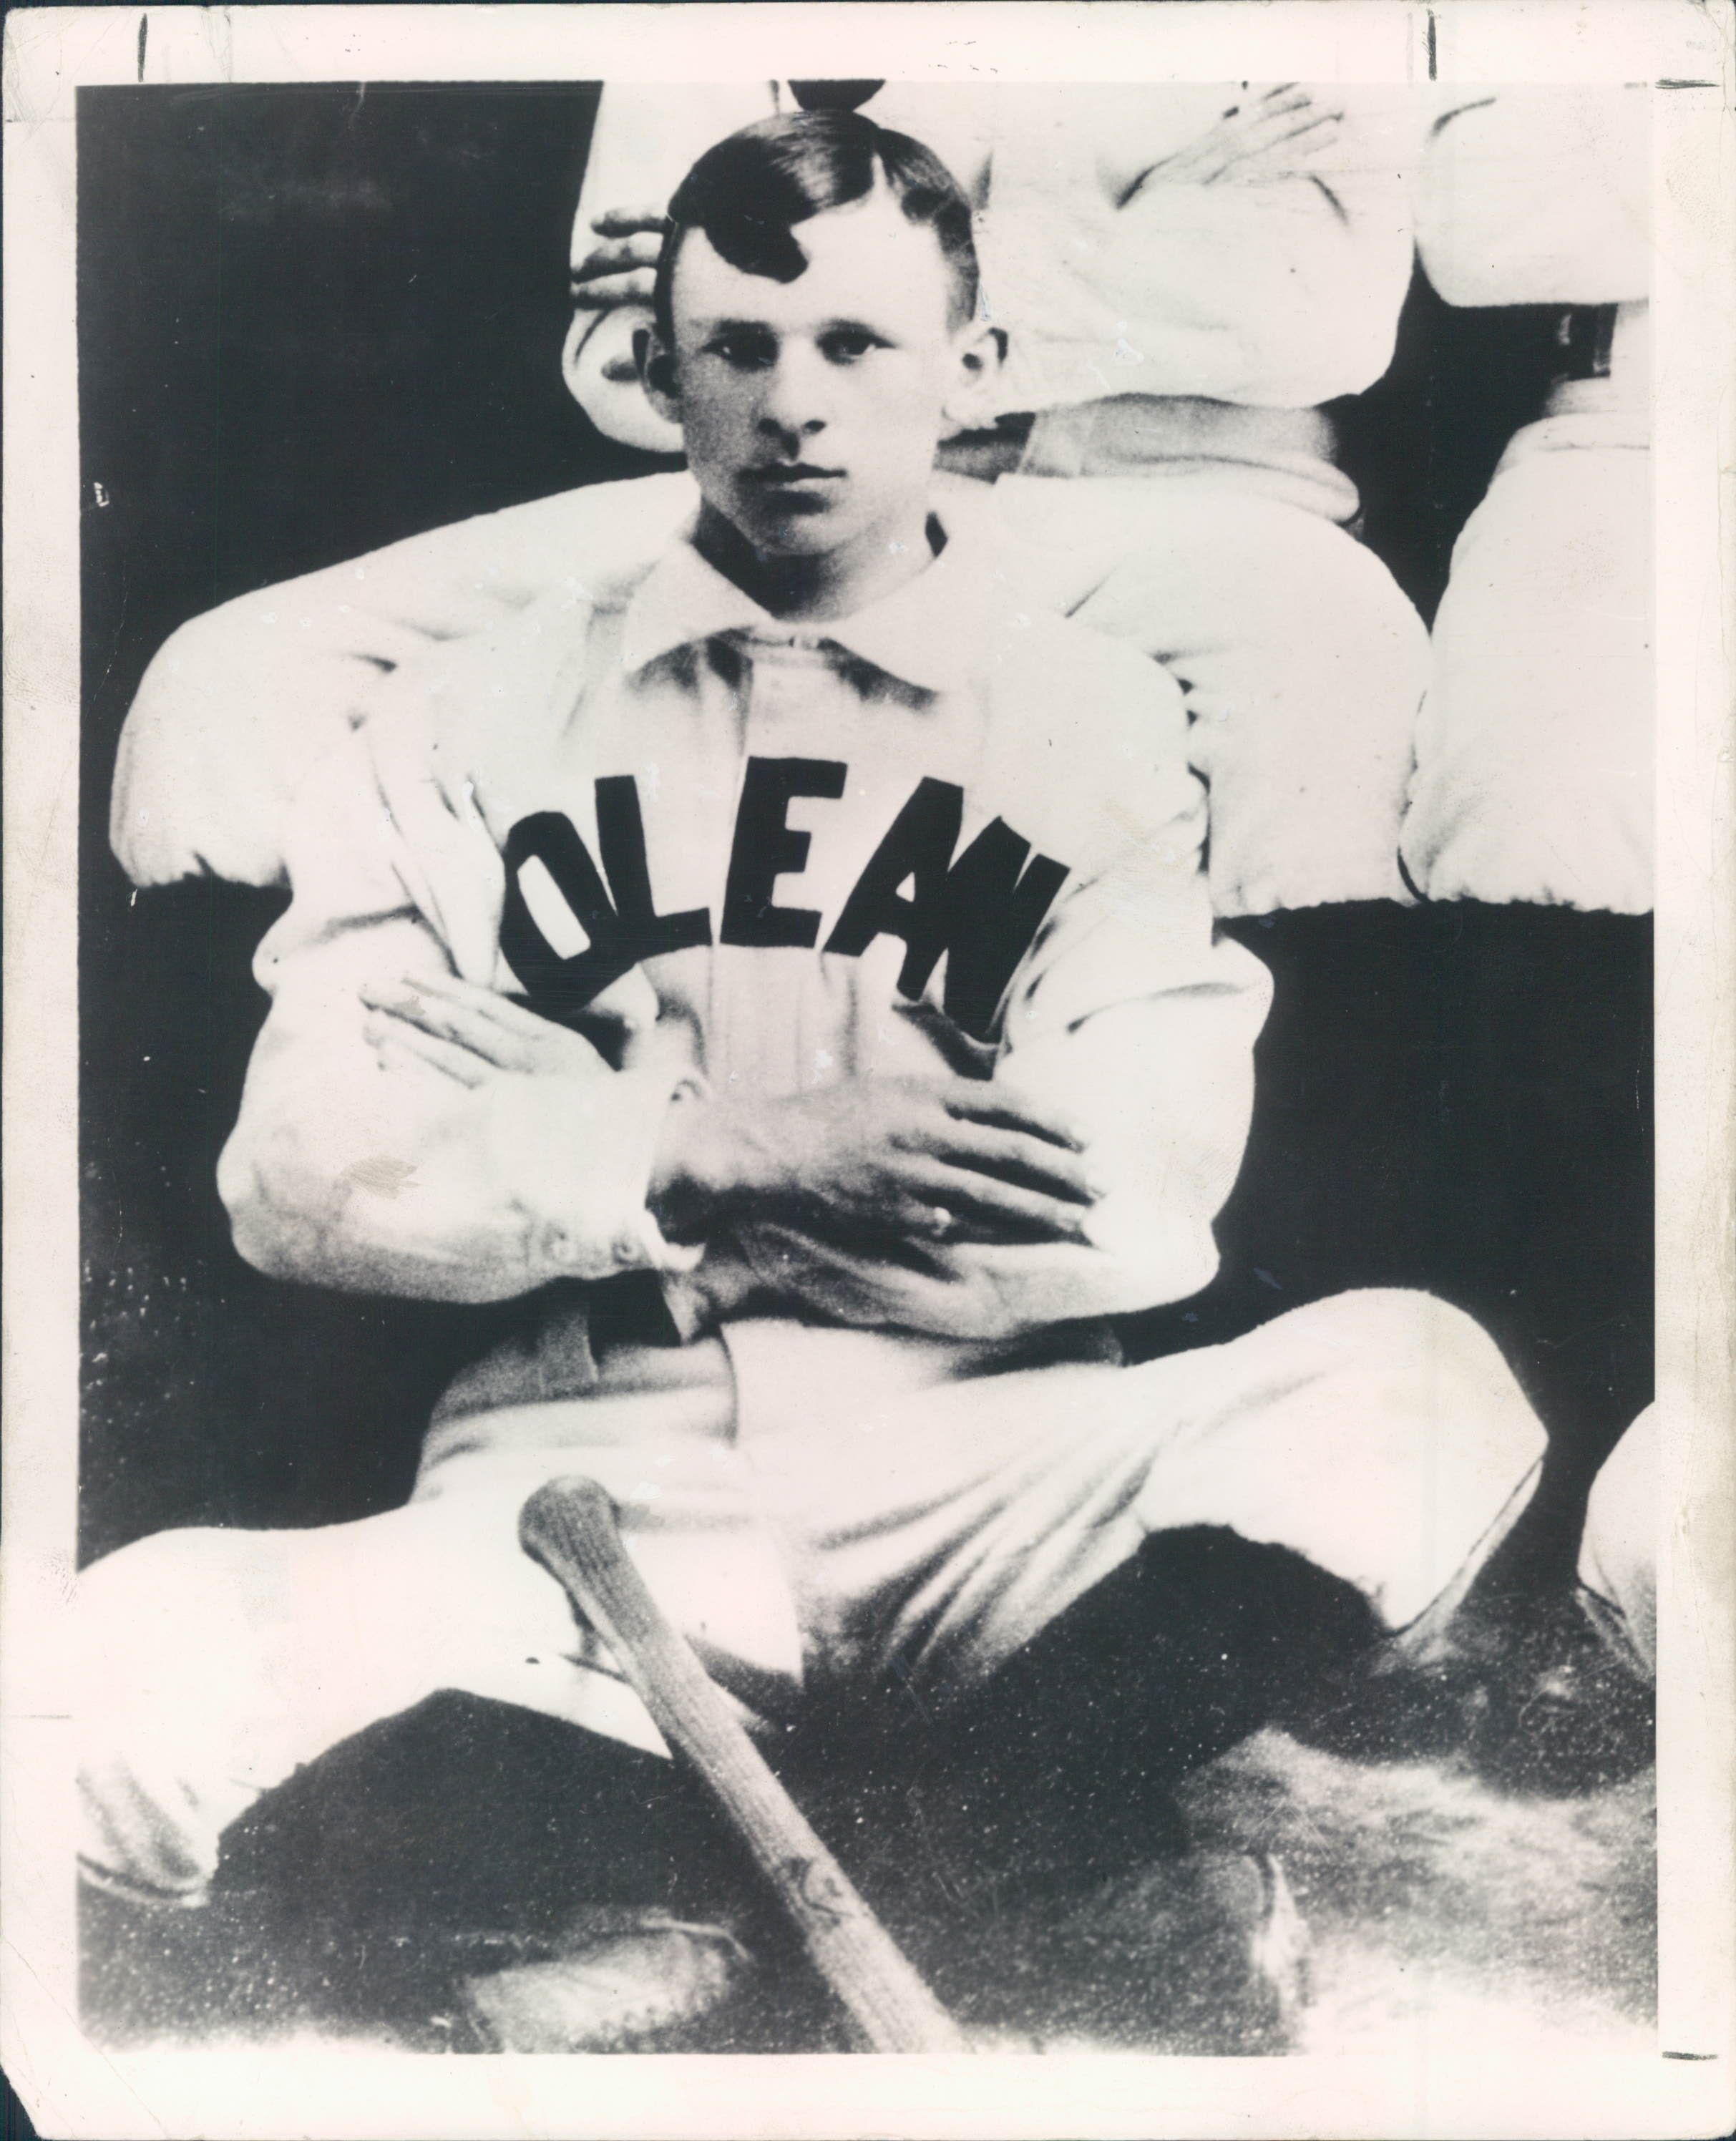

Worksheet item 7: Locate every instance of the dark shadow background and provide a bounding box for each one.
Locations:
[78,85,1652,1569]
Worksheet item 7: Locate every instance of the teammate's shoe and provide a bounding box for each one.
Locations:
[1293,1581,1654,1793]
[1457,1583,1654,1794]
[449,1910,757,2051]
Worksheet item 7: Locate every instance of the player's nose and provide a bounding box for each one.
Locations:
[756,349,831,446]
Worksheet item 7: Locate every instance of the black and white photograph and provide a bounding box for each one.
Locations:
[4,6,1732,2137]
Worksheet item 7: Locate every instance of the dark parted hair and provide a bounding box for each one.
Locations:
[651,109,980,343]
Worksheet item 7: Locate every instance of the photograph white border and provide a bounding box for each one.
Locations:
[5,4,1732,2135]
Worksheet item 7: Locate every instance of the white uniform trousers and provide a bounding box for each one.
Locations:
[1401,326,1652,915]
[78,1289,1544,1903]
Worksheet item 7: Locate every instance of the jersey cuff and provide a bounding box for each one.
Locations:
[532,1063,708,1283]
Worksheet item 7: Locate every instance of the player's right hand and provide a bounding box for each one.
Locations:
[652,1075,1102,1251]
[571,205,668,310]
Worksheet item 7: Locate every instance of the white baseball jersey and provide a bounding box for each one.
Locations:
[220,502,1272,1375]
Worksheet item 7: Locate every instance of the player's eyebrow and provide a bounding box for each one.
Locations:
[690,315,777,336]
[688,313,896,338]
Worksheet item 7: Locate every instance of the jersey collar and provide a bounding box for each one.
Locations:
[619,492,1002,696]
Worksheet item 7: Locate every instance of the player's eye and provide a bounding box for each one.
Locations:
[705,331,776,370]
[819,328,882,364]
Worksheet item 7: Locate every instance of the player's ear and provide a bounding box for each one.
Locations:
[942,317,1006,433]
[639,323,682,424]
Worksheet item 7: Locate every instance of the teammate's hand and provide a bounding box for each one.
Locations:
[652,1076,1101,1250]
[1121,85,1344,200]
[570,204,668,311]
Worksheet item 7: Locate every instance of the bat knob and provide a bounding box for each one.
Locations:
[519,1476,620,1582]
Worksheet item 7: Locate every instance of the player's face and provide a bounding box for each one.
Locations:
[649,189,985,565]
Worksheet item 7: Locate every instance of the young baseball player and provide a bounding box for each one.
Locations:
[80,112,1589,2033]
[112,82,1425,921]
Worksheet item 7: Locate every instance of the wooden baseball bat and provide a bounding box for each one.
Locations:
[519,1476,971,2054]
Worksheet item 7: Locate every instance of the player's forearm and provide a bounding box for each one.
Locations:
[218,1082,546,1302]
[221,1029,688,1303]
[220,1138,550,1302]
[718,1209,1222,1343]
[936,1224,1224,1335]
[649,1073,1096,1257]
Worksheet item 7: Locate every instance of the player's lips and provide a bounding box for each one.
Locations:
[743,464,846,487]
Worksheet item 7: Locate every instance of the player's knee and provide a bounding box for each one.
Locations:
[77,1527,279,1900]
[1291,1288,1544,1471]
[77,1526,260,1702]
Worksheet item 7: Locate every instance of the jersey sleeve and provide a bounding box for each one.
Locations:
[215,658,700,1304]
[960,701,1269,1326]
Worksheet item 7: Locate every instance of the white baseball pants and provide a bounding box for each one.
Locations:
[79,1289,1544,1903]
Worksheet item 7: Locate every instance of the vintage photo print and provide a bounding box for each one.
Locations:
[4,4,1732,2137]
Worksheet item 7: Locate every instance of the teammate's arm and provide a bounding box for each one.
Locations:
[1113,85,1344,196]
[1052,86,1416,406]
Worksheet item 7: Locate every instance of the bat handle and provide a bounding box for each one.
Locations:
[520,1476,970,2054]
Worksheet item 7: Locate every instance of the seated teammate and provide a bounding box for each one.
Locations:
[113,82,1425,920]
[1403,85,1650,913]
[79,112,1621,2035]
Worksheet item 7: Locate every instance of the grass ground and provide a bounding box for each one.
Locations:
[1179,1731,1654,2057]
[83,1708,1655,2058]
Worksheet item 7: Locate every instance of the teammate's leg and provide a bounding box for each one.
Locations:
[114,471,697,889]
[1578,1406,1657,1680]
